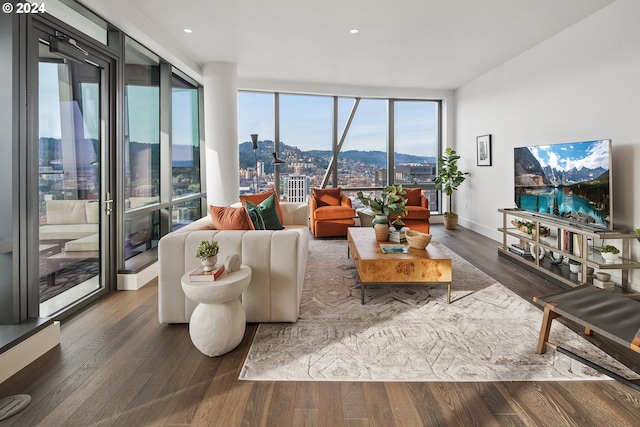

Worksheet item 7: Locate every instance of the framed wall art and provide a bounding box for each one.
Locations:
[477,134,492,166]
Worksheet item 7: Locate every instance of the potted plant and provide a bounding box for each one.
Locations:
[568,258,581,273]
[433,147,469,229]
[356,185,408,224]
[196,238,220,271]
[600,244,620,262]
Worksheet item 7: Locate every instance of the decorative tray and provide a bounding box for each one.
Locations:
[380,244,410,253]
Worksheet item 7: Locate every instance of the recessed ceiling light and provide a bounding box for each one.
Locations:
[350,29,359,34]
[184,28,193,34]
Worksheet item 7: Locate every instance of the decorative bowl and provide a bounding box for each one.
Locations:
[405,230,432,249]
[595,272,611,281]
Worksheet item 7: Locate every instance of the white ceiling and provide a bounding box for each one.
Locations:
[79,0,615,90]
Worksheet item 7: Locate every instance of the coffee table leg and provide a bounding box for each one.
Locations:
[447,283,451,304]
[361,282,365,304]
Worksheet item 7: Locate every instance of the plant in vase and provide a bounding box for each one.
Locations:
[356,185,408,225]
[568,258,581,273]
[433,147,469,230]
[600,244,620,262]
[357,185,407,241]
[196,238,220,271]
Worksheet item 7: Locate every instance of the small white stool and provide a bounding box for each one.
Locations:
[181,265,252,357]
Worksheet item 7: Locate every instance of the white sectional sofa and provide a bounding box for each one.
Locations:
[158,202,309,324]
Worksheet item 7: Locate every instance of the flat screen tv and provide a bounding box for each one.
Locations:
[514,139,612,230]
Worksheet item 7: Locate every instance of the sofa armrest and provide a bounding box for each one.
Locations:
[280,202,309,226]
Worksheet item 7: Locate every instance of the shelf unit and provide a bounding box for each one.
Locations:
[498,208,640,290]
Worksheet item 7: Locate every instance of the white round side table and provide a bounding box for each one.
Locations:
[181,265,252,357]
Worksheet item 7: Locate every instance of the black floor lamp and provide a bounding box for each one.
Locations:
[251,134,258,193]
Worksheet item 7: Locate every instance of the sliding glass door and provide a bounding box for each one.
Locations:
[36,29,112,317]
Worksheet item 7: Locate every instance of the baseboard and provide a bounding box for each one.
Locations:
[117,261,158,290]
[0,321,60,384]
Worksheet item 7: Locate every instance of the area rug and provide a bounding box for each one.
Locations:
[239,239,639,382]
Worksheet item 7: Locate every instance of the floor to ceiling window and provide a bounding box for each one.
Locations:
[393,100,440,211]
[237,91,443,211]
[237,92,274,195]
[171,73,202,230]
[122,38,205,271]
[337,98,387,189]
[123,39,161,265]
[279,94,333,192]
[36,25,113,317]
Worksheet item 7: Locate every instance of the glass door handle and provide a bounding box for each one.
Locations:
[105,193,113,215]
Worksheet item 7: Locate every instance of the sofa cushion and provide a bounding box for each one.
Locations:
[244,194,284,230]
[404,205,431,220]
[209,205,253,230]
[403,187,423,206]
[314,205,355,221]
[65,233,99,252]
[46,200,88,225]
[240,190,283,224]
[312,188,342,207]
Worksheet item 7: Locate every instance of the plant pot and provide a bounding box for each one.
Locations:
[372,214,389,227]
[569,263,580,273]
[443,214,458,230]
[374,223,389,241]
[601,252,619,262]
[201,255,218,271]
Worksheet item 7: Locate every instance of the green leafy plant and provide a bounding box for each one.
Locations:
[356,185,408,217]
[195,239,219,260]
[636,227,640,243]
[600,245,620,254]
[568,258,581,265]
[433,147,469,217]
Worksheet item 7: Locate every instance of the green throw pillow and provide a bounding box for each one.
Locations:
[244,194,284,230]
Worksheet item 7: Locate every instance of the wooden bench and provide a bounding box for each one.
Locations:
[534,285,640,356]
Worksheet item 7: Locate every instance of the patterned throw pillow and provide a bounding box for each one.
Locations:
[244,194,284,230]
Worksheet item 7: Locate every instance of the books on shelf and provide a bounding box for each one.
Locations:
[508,243,532,257]
[189,264,225,282]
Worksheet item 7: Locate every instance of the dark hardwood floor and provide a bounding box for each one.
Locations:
[2,224,640,426]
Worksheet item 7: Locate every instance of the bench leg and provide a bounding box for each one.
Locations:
[537,303,560,354]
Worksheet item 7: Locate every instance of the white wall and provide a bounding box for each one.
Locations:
[456,0,640,237]
[455,0,640,289]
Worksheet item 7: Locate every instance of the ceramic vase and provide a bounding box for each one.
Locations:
[374,223,389,241]
[201,255,218,271]
[372,214,388,227]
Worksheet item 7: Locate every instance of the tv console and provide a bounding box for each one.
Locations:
[498,208,640,291]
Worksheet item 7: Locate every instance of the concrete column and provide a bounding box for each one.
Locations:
[203,62,238,206]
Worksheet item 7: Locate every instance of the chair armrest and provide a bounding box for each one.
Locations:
[420,194,429,209]
[340,195,353,208]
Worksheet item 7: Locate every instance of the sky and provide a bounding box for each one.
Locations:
[527,140,611,172]
[39,64,437,158]
[238,92,438,156]
[39,62,198,148]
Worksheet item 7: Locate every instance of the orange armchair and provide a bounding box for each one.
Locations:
[391,187,430,233]
[309,188,355,237]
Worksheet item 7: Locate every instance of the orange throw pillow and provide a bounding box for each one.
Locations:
[239,190,283,223]
[403,187,422,206]
[209,206,254,230]
[312,187,342,207]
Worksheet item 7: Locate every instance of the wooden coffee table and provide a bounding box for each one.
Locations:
[347,227,452,304]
